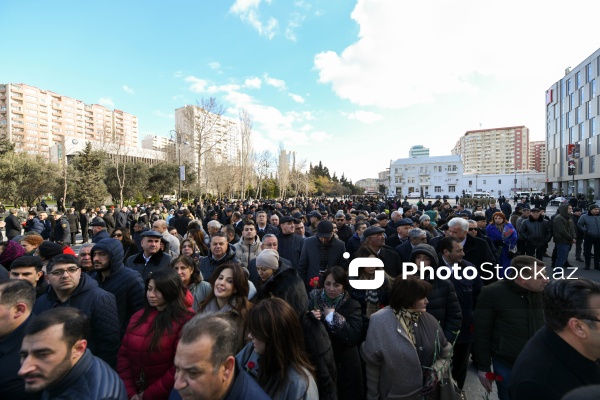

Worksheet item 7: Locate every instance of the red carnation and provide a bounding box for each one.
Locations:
[309,277,319,288]
[247,361,256,370]
[495,374,504,382]
[485,372,496,380]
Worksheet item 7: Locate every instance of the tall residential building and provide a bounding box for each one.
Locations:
[545,48,600,197]
[528,141,546,173]
[141,135,170,152]
[452,126,529,174]
[0,83,138,157]
[409,145,430,158]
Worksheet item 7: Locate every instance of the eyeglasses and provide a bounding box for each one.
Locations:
[581,316,600,324]
[49,267,80,277]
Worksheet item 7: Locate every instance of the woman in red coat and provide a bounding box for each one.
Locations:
[117,268,195,400]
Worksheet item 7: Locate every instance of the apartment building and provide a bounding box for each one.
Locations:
[0,83,138,157]
[409,145,430,158]
[528,141,546,173]
[452,126,529,174]
[545,48,600,197]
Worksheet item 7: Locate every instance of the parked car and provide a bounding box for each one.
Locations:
[550,196,569,206]
[407,192,422,199]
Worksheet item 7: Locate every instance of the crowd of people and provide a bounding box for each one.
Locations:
[0,194,599,399]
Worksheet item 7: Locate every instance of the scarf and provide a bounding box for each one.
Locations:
[317,237,332,272]
[395,308,422,346]
[321,290,344,309]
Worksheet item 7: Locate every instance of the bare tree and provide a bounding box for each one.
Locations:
[238,108,253,200]
[177,98,232,194]
[255,150,274,199]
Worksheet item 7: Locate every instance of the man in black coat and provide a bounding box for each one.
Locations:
[276,216,304,270]
[384,218,412,249]
[362,226,403,278]
[298,221,348,286]
[101,210,115,236]
[90,217,110,244]
[334,212,353,244]
[66,208,79,245]
[115,206,129,230]
[395,228,428,263]
[510,278,600,400]
[53,212,71,245]
[125,230,173,280]
[79,209,89,243]
[4,208,21,240]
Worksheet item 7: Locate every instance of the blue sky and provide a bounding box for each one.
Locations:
[3,0,600,182]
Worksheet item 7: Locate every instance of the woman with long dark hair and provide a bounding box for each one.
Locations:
[117,268,195,400]
[186,228,209,256]
[170,254,211,312]
[198,262,252,352]
[111,227,138,261]
[236,298,318,400]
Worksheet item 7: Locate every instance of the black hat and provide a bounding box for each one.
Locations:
[280,216,298,224]
[89,217,106,227]
[363,226,385,239]
[376,213,389,221]
[292,211,304,220]
[316,220,334,238]
[473,215,487,222]
[37,242,64,260]
[309,211,322,220]
[395,218,413,228]
[141,230,163,238]
[588,204,599,211]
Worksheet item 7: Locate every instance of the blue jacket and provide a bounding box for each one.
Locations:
[90,238,145,335]
[33,273,121,368]
[41,349,127,400]
[169,360,269,400]
[92,229,110,243]
[125,250,173,280]
[0,316,37,400]
[198,246,239,282]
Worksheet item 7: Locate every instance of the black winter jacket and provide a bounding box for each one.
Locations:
[198,246,239,281]
[40,349,127,400]
[276,232,304,270]
[125,250,172,280]
[90,238,145,335]
[519,216,552,248]
[33,273,121,368]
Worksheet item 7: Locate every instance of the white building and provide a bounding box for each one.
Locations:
[355,178,379,193]
[388,155,463,197]
[462,171,545,197]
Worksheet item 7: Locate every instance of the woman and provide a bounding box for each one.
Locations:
[111,227,139,261]
[171,255,211,312]
[186,228,209,256]
[419,214,441,238]
[308,266,363,400]
[361,277,452,399]
[20,234,44,255]
[254,249,289,292]
[349,246,393,320]
[117,269,195,400]
[180,238,202,266]
[0,240,26,269]
[198,263,252,352]
[236,298,318,400]
[486,211,518,276]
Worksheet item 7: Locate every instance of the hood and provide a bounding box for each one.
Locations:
[558,203,572,218]
[409,243,439,269]
[91,238,124,272]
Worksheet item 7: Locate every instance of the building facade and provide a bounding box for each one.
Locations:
[409,145,430,158]
[0,83,138,157]
[452,126,529,174]
[388,155,463,197]
[545,48,600,198]
[528,141,546,173]
[462,171,545,198]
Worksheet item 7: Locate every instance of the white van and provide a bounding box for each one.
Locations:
[516,191,530,198]
[473,192,491,198]
[407,191,422,199]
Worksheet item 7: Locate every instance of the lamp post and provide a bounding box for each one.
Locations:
[169,130,188,202]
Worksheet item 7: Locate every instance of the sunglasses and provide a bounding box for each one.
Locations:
[468,228,478,231]
[112,233,123,237]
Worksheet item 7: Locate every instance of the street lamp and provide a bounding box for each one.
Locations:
[169,130,189,202]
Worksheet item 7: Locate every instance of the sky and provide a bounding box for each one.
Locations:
[3,0,600,183]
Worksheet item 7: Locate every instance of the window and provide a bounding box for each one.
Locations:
[570,94,575,109]
[449,186,456,193]
[587,63,593,82]
[576,71,582,88]
[468,180,473,187]
[588,138,593,156]
[577,107,582,123]
[591,156,596,173]
[588,101,593,119]
[593,118,597,136]
[570,127,575,143]
[580,123,585,140]
[581,88,585,104]
[434,186,442,193]
[567,78,572,93]
[498,179,502,184]
[593,80,597,98]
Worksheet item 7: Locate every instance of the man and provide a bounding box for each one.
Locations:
[255,211,279,240]
[221,224,240,245]
[233,222,262,268]
[115,206,129,230]
[247,234,292,286]
[26,211,44,236]
[33,254,121,368]
[18,307,127,399]
[385,210,402,237]
[277,216,304,270]
[5,208,22,240]
[306,210,322,236]
[346,220,368,258]
[66,208,79,245]
[577,203,600,270]
[126,230,173,280]
[519,208,552,261]
[298,220,348,286]
[90,217,110,243]
[485,202,501,224]
[10,256,47,298]
[199,232,239,281]
[385,218,412,248]
[173,208,193,237]
[552,204,577,271]
[362,226,403,277]
[172,314,269,400]
[101,209,115,236]
[474,255,548,400]
[500,199,512,222]
[469,217,498,258]
[295,218,310,238]
[334,212,353,244]
[207,220,223,241]
[269,214,279,228]
[509,279,600,400]
[230,212,244,236]
[0,280,37,400]
[77,243,94,273]
[219,207,233,226]
[572,207,585,262]
[132,221,146,249]
[395,228,428,263]
[153,219,181,257]
[127,206,140,229]
[79,209,89,243]
[90,238,145,335]
[53,211,71,246]
[438,237,482,389]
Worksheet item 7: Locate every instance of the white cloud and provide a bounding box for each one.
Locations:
[313,0,600,110]
[230,0,278,39]
[154,110,174,119]
[208,62,223,74]
[309,131,333,142]
[289,93,305,103]
[264,74,286,89]
[344,110,383,123]
[185,76,209,93]
[98,97,114,109]
[122,85,135,94]
[244,77,262,89]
